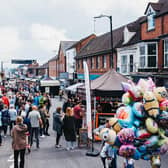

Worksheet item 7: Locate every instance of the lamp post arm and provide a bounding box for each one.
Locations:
[109,16,113,69]
[94,14,114,69]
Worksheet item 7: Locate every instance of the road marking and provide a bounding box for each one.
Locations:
[9,163,14,168]
[8,155,14,162]
[7,155,14,168]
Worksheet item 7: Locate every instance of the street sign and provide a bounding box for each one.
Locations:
[11,59,36,64]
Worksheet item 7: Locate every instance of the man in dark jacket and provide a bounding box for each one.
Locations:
[62,99,71,113]
[53,107,63,148]
[2,105,10,137]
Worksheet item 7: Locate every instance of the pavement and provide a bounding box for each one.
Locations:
[0,98,167,168]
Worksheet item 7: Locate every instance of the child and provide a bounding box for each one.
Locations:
[123,157,135,168]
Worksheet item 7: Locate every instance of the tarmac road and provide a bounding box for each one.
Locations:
[0,98,167,168]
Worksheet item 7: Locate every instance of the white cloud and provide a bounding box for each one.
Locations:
[77,0,158,16]
[0,0,160,67]
[0,27,22,62]
[31,24,69,52]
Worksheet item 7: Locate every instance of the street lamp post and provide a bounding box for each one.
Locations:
[94,14,114,69]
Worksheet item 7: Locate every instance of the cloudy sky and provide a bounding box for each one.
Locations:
[0,0,158,67]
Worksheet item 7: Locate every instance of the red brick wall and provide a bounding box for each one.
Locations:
[76,52,117,74]
[141,14,168,40]
[48,60,56,77]
[163,14,168,34]
[141,14,168,69]
[58,50,66,74]
[141,17,162,40]
[76,35,96,53]
[158,40,164,69]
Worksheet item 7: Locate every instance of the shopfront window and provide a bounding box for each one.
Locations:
[164,39,168,67]
[121,55,127,73]
[102,55,107,68]
[96,57,98,69]
[140,46,145,67]
[96,56,100,69]
[129,55,134,72]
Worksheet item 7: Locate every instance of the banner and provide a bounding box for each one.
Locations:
[83,61,92,139]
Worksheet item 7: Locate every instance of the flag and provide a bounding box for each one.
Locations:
[83,61,92,139]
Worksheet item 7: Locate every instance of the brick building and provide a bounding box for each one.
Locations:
[36,62,48,77]
[131,0,168,87]
[65,34,96,81]
[48,56,57,79]
[56,41,76,79]
[75,25,129,80]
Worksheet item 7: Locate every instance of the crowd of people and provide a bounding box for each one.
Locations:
[53,96,85,150]
[0,80,86,168]
[0,80,52,168]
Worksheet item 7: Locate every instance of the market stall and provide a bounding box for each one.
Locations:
[77,69,129,127]
[40,79,60,96]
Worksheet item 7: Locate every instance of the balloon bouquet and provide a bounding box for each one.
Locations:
[97,78,168,168]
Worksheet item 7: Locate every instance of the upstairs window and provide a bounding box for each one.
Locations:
[164,39,168,67]
[147,7,155,31]
[139,43,157,68]
[148,43,156,67]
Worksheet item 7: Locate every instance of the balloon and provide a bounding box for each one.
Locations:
[99,128,116,145]
[144,136,159,147]
[147,77,156,91]
[122,92,133,105]
[116,106,134,128]
[136,128,151,139]
[153,87,168,102]
[132,102,145,118]
[158,111,168,129]
[119,145,136,157]
[143,91,159,118]
[160,100,168,111]
[132,149,141,160]
[117,128,135,144]
[159,143,168,154]
[108,117,122,133]
[121,82,131,92]
[145,118,158,134]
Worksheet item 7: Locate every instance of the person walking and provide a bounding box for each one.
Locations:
[0,109,2,146]
[39,105,46,138]
[94,119,117,168]
[11,116,27,168]
[23,111,31,153]
[44,106,50,136]
[63,107,76,150]
[1,105,10,137]
[28,105,42,148]
[62,98,72,113]
[9,104,17,133]
[53,107,63,148]
[73,101,83,136]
